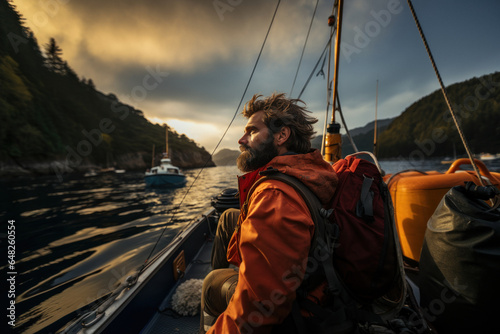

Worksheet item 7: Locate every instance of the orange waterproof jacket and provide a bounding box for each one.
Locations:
[207,150,338,333]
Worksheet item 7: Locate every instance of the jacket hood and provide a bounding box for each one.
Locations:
[238,149,338,206]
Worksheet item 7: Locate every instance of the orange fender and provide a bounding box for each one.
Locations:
[384,159,500,263]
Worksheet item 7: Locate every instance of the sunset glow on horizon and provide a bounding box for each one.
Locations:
[12,0,500,152]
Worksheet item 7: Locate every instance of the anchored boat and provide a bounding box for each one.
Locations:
[145,127,187,187]
[145,155,186,187]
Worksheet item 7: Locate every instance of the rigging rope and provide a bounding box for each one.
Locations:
[289,0,320,97]
[406,0,484,186]
[317,52,328,79]
[336,91,359,153]
[297,29,335,100]
[140,0,283,270]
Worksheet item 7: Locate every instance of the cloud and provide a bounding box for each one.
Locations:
[24,0,328,71]
[12,0,500,152]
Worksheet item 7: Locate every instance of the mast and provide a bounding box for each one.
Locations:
[324,0,344,163]
[373,80,379,156]
[151,144,155,168]
[321,7,336,158]
[165,126,169,158]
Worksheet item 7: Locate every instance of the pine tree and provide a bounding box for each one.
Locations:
[43,38,64,73]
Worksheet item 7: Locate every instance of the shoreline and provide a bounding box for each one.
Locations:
[0,150,216,179]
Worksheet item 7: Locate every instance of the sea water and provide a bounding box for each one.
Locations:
[1,159,497,333]
[1,165,238,334]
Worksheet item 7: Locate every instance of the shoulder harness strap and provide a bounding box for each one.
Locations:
[251,168,344,296]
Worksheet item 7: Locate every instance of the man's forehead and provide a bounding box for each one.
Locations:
[246,110,266,127]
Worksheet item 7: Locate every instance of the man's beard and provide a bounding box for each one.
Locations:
[237,138,279,173]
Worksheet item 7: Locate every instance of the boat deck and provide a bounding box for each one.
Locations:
[141,236,214,334]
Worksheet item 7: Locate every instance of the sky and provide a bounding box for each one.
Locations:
[12,0,500,153]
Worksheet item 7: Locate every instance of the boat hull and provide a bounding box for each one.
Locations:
[145,174,187,187]
[62,209,217,334]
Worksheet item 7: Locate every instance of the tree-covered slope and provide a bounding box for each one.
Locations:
[0,0,214,176]
[312,72,499,159]
[377,72,500,158]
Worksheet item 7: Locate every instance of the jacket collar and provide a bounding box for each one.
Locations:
[236,149,337,206]
[237,166,266,207]
[236,152,298,207]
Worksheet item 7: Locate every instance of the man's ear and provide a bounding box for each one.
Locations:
[276,126,291,146]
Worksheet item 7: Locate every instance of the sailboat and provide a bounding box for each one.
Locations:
[60,1,500,334]
[144,127,187,187]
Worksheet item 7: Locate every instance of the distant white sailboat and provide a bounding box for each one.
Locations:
[479,152,500,162]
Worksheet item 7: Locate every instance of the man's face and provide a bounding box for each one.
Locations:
[237,110,279,172]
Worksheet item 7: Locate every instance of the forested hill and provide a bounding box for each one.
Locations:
[377,72,500,158]
[0,1,214,177]
[310,72,500,158]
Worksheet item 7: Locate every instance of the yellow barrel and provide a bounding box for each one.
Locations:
[384,159,500,263]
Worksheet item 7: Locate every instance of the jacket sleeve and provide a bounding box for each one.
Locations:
[207,180,315,333]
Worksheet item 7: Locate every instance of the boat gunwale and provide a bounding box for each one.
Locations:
[64,208,216,334]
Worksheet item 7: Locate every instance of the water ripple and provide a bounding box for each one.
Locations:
[2,166,238,334]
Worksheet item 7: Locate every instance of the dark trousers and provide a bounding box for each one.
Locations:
[200,208,240,333]
[200,268,238,333]
[210,208,240,269]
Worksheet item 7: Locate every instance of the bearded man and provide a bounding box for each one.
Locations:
[200,93,338,333]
